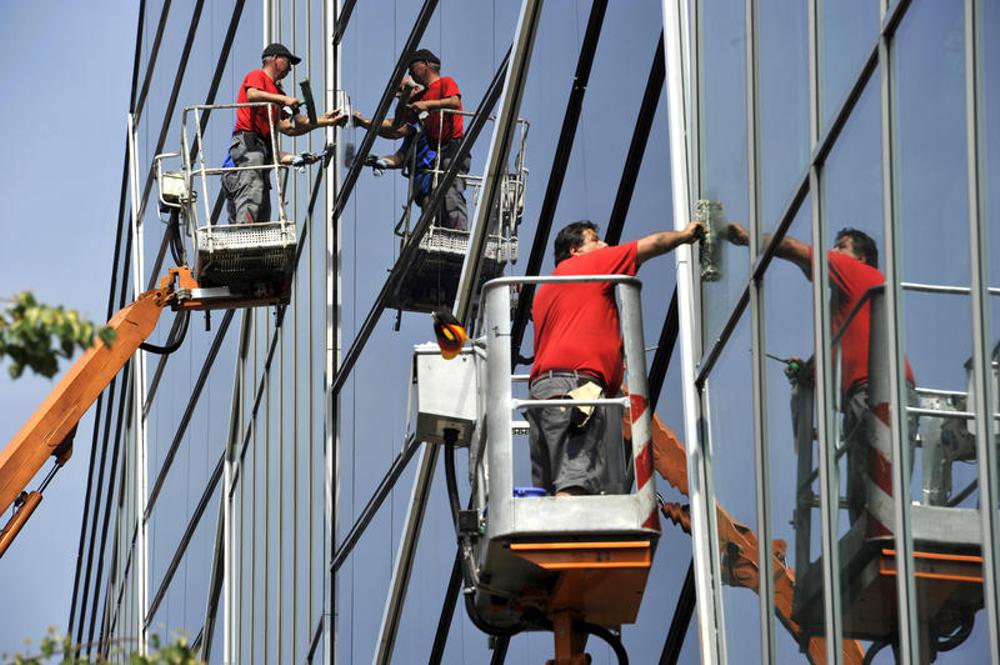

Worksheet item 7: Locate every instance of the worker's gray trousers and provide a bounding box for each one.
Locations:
[222,132,273,225]
[430,141,470,231]
[525,374,627,496]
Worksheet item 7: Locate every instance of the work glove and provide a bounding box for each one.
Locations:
[363,154,389,176]
[290,152,320,172]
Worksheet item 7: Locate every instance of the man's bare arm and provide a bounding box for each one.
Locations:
[353,112,412,139]
[636,222,704,266]
[246,86,299,108]
[279,110,348,137]
[727,223,812,272]
[410,95,461,113]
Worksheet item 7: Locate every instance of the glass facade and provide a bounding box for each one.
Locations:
[672,0,1000,662]
[48,1,999,664]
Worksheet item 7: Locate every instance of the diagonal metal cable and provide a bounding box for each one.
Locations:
[604,31,665,245]
[78,0,247,642]
[429,2,608,660]
[329,47,511,400]
[328,0,438,224]
[144,452,224,626]
[133,0,173,127]
[67,0,146,638]
[143,310,235,522]
[136,0,207,222]
[83,359,135,652]
[332,0,359,45]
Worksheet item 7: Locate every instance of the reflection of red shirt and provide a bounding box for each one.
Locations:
[809,248,915,394]
[418,76,463,144]
[234,69,285,138]
[531,242,638,395]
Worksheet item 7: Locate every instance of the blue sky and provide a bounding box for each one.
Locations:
[0,1,137,656]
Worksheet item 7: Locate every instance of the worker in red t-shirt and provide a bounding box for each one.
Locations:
[528,220,704,497]
[222,43,347,225]
[354,48,468,230]
[727,224,917,523]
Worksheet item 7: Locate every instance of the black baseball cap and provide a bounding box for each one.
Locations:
[407,48,440,66]
[262,42,301,65]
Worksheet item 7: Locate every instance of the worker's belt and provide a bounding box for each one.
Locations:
[531,369,604,389]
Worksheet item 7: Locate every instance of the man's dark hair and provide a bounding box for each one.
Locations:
[835,228,879,268]
[554,220,599,265]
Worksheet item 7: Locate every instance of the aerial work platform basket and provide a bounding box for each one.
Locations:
[388,226,516,313]
[387,111,528,313]
[154,103,301,304]
[789,286,986,656]
[474,275,658,631]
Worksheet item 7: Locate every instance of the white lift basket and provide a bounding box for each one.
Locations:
[154,103,298,299]
[461,274,661,628]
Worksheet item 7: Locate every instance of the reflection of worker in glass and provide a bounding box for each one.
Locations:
[223,43,347,225]
[357,77,439,206]
[528,220,704,497]
[727,225,916,525]
[355,49,467,230]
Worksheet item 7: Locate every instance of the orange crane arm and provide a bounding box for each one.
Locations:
[0,285,170,557]
[628,414,865,665]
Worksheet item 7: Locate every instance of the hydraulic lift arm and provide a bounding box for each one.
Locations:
[628,413,866,665]
[0,285,170,558]
[0,267,261,558]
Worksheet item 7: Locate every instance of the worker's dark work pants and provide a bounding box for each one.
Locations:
[417,139,469,231]
[222,131,273,225]
[525,374,627,496]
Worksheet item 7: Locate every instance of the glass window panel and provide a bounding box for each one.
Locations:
[703,314,760,657]
[821,65,904,655]
[893,2,991,661]
[820,0,879,134]
[758,0,810,238]
[697,0,750,348]
[763,198,826,661]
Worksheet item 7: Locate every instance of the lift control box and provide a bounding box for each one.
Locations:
[413,343,479,446]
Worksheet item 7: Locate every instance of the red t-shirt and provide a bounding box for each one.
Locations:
[809,248,915,394]
[234,69,285,138]
[530,242,639,395]
[418,76,463,144]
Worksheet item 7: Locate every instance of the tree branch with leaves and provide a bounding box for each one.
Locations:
[0,292,116,380]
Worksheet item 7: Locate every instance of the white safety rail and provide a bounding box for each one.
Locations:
[153,103,298,290]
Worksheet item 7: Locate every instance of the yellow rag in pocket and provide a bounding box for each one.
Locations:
[565,381,604,428]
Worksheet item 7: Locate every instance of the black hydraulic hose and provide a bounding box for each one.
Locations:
[139,309,190,355]
[581,622,629,665]
[442,439,523,638]
[168,208,187,266]
[443,435,462,526]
